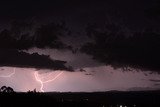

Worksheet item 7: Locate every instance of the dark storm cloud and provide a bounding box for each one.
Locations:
[0,0,159,72]
[0,49,71,70]
[0,20,72,70]
[0,21,70,50]
[146,0,160,19]
[0,0,154,22]
[81,23,160,73]
[0,0,158,31]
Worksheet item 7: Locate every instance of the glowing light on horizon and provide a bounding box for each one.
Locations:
[0,68,16,78]
[34,71,64,92]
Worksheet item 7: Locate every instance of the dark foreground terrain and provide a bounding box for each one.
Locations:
[0,91,160,107]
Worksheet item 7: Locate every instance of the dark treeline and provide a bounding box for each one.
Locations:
[0,86,14,93]
[0,89,160,107]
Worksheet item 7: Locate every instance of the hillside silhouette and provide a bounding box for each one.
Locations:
[0,86,160,107]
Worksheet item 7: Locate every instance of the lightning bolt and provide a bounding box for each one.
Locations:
[0,68,16,78]
[34,71,64,92]
[34,71,44,92]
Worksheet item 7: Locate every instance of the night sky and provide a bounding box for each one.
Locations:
[0,0,160,92]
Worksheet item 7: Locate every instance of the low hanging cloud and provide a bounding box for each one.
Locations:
[0,21,73,70]
[0,49,71,71]
[81,23,160,73]
[0,21,71,50]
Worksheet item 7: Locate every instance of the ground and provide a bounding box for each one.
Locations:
[0,91,160,107]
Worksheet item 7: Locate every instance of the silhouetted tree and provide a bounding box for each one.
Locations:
[33,88,36,93]
[0,86,14,93]
[27,88,38,93]
[0,86,7,92]
[6,87,14,93]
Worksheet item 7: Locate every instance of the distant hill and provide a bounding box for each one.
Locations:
[0,91,160,107]
[128,87,160,91]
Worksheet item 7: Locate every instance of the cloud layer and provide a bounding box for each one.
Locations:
[0,21,70,50]
[0,49,70,70]
[81,23,160,72]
